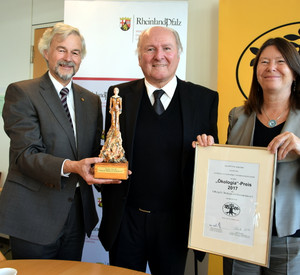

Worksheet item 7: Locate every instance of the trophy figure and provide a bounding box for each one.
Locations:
[94,87,128,180]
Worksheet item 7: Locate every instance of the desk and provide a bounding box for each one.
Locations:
[0,260,147,274]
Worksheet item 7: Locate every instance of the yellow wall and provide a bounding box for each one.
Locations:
[217,0,300,144]
[208,255,223,275]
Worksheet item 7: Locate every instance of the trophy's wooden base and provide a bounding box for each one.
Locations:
[94,161,128,180]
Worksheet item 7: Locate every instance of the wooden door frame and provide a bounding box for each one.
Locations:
[30,22,62,79]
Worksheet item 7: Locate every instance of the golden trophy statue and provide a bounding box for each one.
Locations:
[94,87,128,180]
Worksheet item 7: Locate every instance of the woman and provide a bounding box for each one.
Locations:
[194,37,300,274]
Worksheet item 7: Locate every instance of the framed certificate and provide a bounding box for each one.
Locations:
[188,144,277,267]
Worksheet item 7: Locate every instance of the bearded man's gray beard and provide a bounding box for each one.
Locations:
[55,61,76,81]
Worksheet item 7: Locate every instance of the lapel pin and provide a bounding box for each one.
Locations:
[81,97,85,102]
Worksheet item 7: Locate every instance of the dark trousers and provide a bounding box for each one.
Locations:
[10,188,85,261]
[109,206,188,275]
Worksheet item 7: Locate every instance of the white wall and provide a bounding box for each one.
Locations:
[0,1,32,186]
[0,0,219,273]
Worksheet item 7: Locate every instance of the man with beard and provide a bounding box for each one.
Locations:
[0,23,120,260]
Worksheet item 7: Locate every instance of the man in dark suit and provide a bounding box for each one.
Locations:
[0,23,120,260]
[99,26,219,274]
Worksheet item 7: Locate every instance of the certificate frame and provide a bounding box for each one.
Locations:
[188,144,277,267]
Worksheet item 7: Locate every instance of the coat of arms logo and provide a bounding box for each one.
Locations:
[120,17,131,31]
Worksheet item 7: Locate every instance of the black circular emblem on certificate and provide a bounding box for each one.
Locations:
[222,202,241,217]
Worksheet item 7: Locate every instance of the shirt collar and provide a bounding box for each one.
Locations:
[145,76,177,99]
[48,71,72,95]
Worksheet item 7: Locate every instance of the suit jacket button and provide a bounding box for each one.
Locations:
[276,178,280,185]
[68,197,73,202]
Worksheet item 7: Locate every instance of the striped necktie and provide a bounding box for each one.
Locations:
[60,88,73,128]
[153,89,165,115]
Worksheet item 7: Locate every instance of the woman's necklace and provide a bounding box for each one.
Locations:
[262,108,287,128]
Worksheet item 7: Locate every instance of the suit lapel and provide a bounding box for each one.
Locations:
[227,108,256,146]
[39,73,77,157]
[177,79,197,164]
[123,80,145,164]
[73,85,89,159]
[236,113,256,146]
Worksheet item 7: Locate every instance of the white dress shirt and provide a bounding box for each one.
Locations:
[145,76,177,110]
[48,72,76,178]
